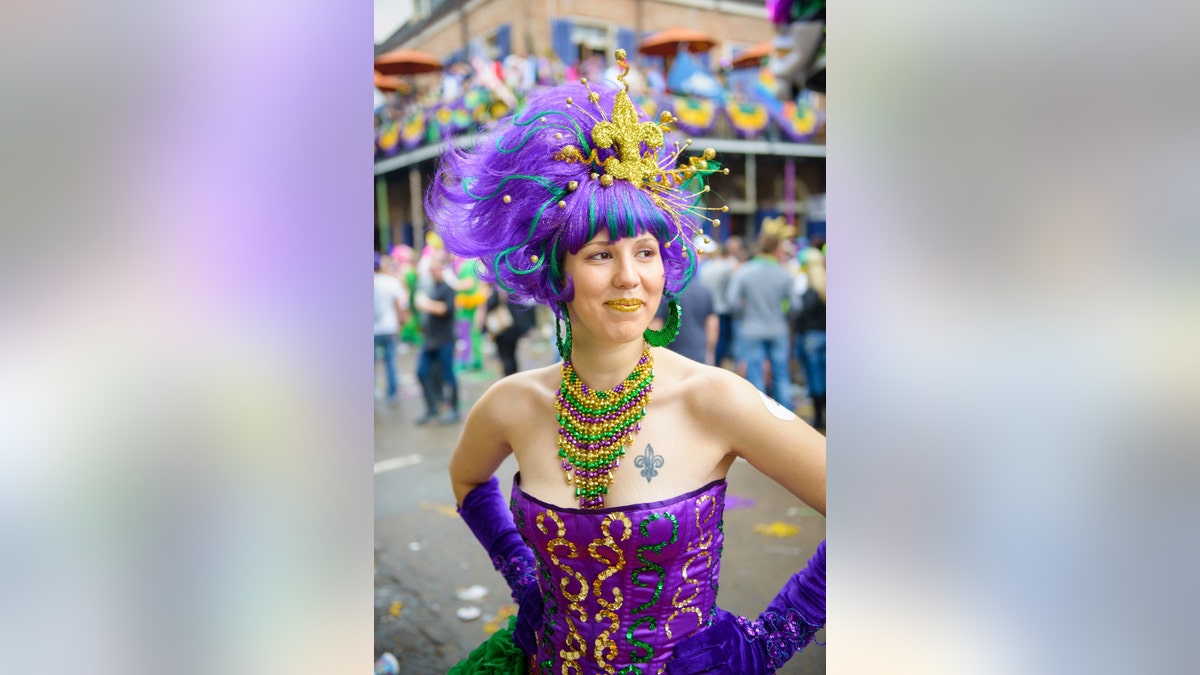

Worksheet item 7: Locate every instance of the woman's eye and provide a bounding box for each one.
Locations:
[637,248,657,258]
[588,251,611,260]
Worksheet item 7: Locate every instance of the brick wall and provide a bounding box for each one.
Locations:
[400,0,773,62]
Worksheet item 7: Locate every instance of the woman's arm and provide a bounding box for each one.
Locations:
[414,294,450,316]
[699,370,826,516]
[448,379,519,505]
[671,371,827,675]
[448,377,543,655]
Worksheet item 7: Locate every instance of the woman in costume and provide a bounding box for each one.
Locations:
[428,51,826,675]
[389,244,422,347]
[454,257,489,371]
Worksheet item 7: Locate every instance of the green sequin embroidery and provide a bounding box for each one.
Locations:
[626,615,657,663]
[613,512,679,666]
[632,513,679,613]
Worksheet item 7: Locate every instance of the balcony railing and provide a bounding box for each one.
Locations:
[375,86,824,166]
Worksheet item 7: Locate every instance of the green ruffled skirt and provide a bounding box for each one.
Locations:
[448,616,530,675]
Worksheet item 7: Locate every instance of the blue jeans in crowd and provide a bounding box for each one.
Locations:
[799,330,826,398]
[742,334,792,409]
[417,342,458,415]
[374,333,398,399]
[714,313,733,366]
[730,317,744,366]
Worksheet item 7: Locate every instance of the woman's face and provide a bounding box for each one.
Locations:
[562,230,665,346]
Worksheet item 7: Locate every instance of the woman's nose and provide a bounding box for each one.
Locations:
[613,254,639,288]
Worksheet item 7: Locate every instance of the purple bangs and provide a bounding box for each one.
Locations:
[424,82,699,316]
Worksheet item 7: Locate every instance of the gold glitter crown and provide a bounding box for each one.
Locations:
[553,49,729,249]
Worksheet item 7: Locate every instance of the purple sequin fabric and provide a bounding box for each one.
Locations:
[494,553,539,604]
[512,476,727,675]
[735,608,823,671]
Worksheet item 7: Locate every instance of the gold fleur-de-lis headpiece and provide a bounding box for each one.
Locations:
[552,49,729,249]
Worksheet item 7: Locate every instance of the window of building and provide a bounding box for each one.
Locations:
[481,24,511,61]
[570,23,610,63]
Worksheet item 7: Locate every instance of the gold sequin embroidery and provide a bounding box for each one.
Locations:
[588,513,631,674]
[664,495,717,639]
[537,510,589,673]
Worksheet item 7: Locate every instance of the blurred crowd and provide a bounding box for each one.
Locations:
[699,227,828,430]
[374,226,827,430]
[374,235,541,425]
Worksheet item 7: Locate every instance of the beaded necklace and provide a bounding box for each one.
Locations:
[554,344,654,509]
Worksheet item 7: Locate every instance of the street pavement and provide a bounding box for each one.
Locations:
[375,333,826,674]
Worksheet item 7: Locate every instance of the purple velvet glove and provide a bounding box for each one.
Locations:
[667,540,825,675]
[458,476,543,655]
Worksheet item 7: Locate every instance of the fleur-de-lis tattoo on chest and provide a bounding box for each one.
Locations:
[634,444,664,483]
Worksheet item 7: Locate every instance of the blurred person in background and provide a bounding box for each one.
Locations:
[483,282,537,377]
[417,231,466,295]
[374,252,408,403]
[787,238,811,398]
[427,57,825,675]
[767,0,826,100]
[794,236,826,429]
[650,236,719,364]
[389,244,422,348]
[729,235,752,378]
[454,258,488,371]
[414,252,461,425]
[502,51,537,93]
[699,235,744,368]
[728,231,795,409]
[536,48,565,86]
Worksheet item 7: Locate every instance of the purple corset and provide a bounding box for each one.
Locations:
[511,475,727,675]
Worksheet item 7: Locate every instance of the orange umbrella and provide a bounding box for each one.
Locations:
[374,48,444,76]
[638,28,717,57]
[730,41,773,70]
[374,71,410,94]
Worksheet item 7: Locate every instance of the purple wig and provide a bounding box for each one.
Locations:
[425,81,722,317]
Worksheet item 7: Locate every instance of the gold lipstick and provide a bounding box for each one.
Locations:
[604,299,643,312]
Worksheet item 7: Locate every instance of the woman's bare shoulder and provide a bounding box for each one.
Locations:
[655,348,741,386]
[473,362,560,417]
[653,349,750,410]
